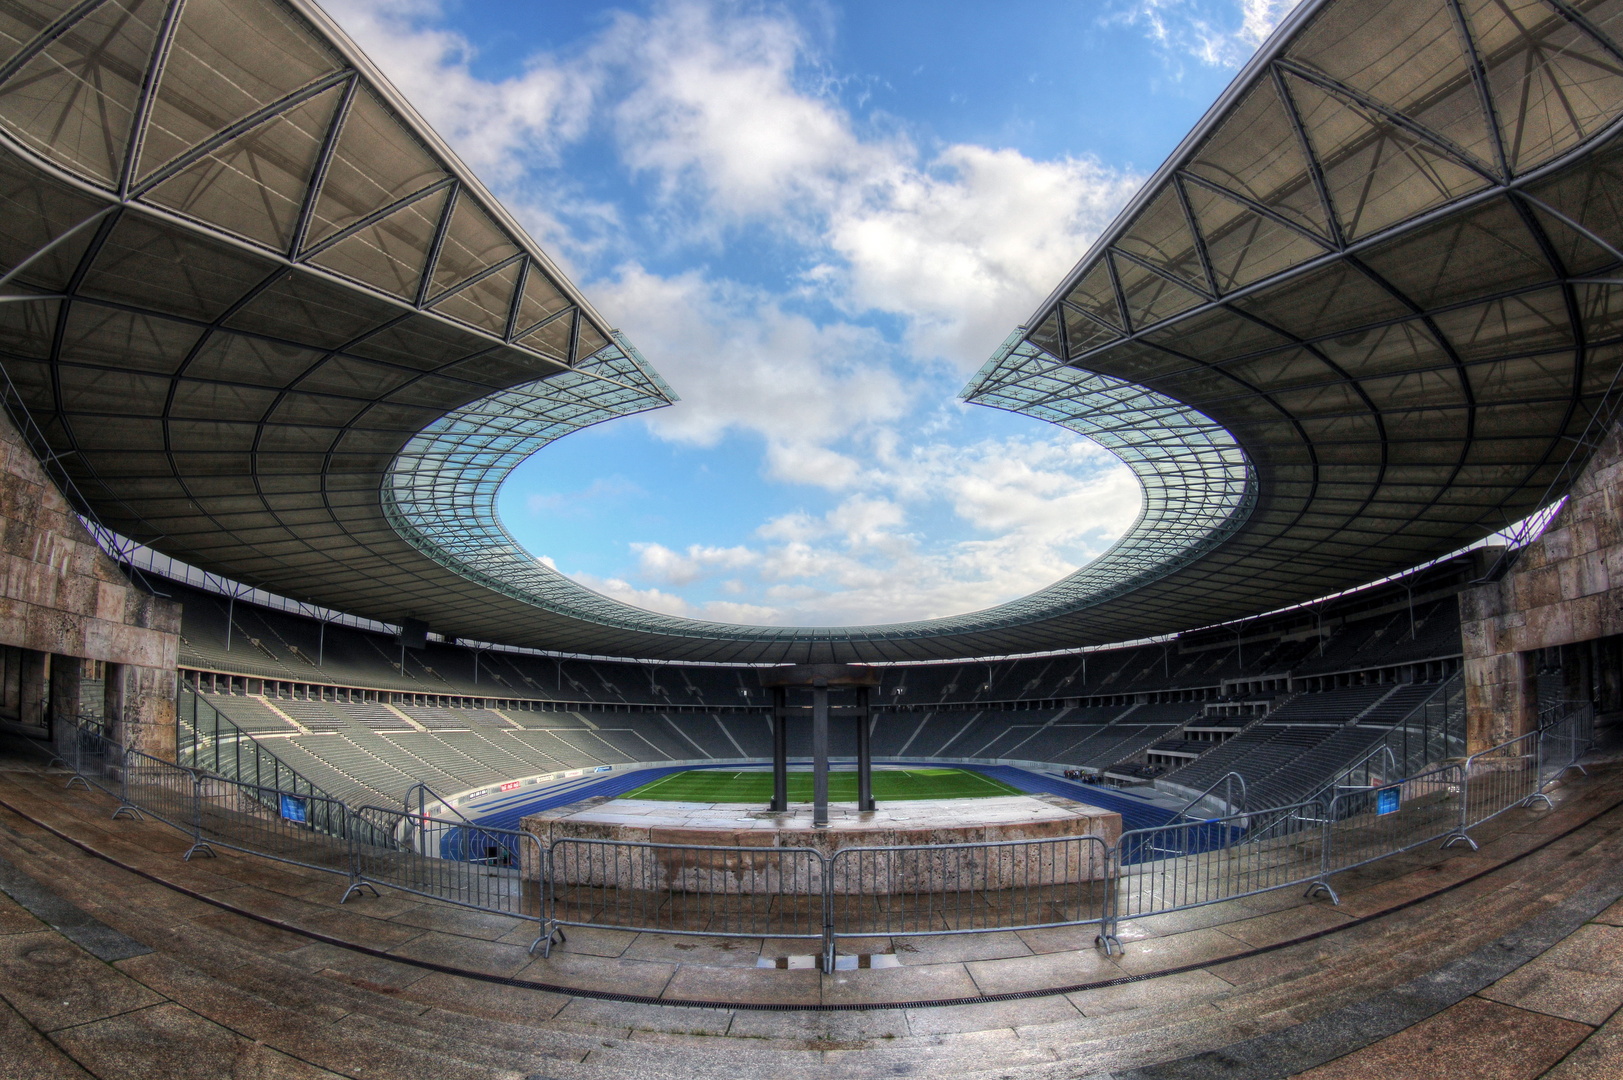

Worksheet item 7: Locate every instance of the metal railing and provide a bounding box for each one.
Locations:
[177,684,333,803]
[543,839,827,960]
[42,703,1599,968]
[826,836,1113,959]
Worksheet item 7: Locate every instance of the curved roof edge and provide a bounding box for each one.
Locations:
[381,327,1255,647]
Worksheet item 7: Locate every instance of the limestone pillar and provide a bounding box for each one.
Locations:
[104,663,176,761]
[1465,649,1537,752]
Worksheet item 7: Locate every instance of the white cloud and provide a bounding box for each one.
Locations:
[324,0,1156,628]
[318,0,594,179]
[1112,0,1305,69]
[633,542,757,586]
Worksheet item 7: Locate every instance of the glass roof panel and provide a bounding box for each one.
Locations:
[1524,139,1623,261]
[0,143,105,290]
[1113,186,1207,291]
[1026,309,1061,357]
[1111,251,1204,329]
[1184,179,1329,293]
[0,0,165,186]
[1061,262,1123,330]
[303,87,446,248]
[0,4,68,72]
[1061,303,1118,356]
[1288,0,1496,168]
[1287,72,1490,239]
[308,184,447,301]
[520,310,572,362]
[79,211,278,321]
[1465,0,1623,175]
[432,258,521,335]
[1357,196,1552,310]
[222,267,399,349]
[513,261,570,336]
[1186,78,1332,238]
[428,191,519,298]
[137,0,339,181]
[144,83,341,250]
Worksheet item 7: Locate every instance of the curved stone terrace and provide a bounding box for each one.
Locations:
[0,737,1618,1077]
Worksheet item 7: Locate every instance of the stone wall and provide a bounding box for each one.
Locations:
[0,407,180,758]
[523,793,1121,892]
[1460,418,1623,750]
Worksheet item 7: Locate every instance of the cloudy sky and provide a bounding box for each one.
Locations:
[325,0,1300,627]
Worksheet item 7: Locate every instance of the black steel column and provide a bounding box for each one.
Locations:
[771,686,788,812]
[812,679,829,827]
[856,685,873,812]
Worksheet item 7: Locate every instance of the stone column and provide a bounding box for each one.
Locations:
[105,663,177,761]
[771,686,788,812]
[1465,649,1538,752]
[18,650,46,732]
[812,680,829,827]
[856,686,873,813]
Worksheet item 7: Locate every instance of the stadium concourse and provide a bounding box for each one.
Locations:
[0,0,1620,1077]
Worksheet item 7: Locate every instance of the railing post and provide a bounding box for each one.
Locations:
[1095,843,1122,956]
[1305,792,1339,903]
[64,717,90,791]
[183,769,216,861]
[111,744,141,821]
[533,838,563,956]
[1442,758,1477,850]
[821,850,836,973]
[339,805,378,904]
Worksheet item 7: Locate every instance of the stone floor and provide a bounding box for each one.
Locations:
[0,749,1619,1077]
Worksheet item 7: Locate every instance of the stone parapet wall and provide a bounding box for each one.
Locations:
[1460,417,1623,749]
[0,408,180,757]
[524,794,1120,892]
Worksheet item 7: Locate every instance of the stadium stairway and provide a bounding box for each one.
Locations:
[0,746,1618,1077]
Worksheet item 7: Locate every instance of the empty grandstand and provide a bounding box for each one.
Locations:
[0,0,1619,1075]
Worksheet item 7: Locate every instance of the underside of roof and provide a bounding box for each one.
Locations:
[0,0,1620,663]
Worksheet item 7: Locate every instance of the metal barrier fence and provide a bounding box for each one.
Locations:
[177,685,333,804]
[826,836,1113,955]
[1113,801,1328,942]
[1314,763,1465,900]
[352,805,542,936]
[43,703,1600,966]
[543,839,827,959]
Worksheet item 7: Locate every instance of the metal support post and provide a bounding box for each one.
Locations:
[111,745,141,821]
[856,686,874,812]
[812,680,829,827]
[771,686,788,812]
[1441,761,1478,850]
[183,770,216,861]
[339,810,379,903]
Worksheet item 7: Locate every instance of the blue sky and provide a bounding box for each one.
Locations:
[326,0,1297,626]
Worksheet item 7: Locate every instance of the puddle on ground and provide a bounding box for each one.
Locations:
[758,953,902,971]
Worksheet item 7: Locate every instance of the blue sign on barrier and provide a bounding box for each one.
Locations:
[280,794,307,823]
[593,765,612,773]
[1376,786,1401,816]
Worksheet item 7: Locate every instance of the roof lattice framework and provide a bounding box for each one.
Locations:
[0,0,1621,663]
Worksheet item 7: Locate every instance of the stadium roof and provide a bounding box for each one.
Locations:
[1,0,1621,664]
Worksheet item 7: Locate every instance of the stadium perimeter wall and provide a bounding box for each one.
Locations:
[1461,417,1623,750]
[0,409,179,757]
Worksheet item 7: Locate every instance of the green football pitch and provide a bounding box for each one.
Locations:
[623,767,1024,803]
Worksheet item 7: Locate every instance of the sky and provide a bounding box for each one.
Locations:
[323,0,1302,627]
